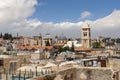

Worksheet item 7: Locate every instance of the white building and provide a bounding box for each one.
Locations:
[64,40,82,48]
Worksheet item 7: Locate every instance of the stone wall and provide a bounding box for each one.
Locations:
[57,67,114,80]
[23,58,120,80]
[76,67,113,80]
[110,58,120,79]
[58,68,76,80]
[110,58,120,71]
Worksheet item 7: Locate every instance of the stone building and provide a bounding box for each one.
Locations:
[81,22,91,48]
[0,55,20,73]
[0,53,30,73]
[18,36,30,46]
[54,33,68,47]
[18,33,42,46]
[43,33,52,46]
[33,33,42,46]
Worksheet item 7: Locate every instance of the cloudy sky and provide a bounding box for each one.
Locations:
[0,0,120,38]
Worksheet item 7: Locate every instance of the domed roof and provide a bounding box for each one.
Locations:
[55,35,58,38]
[44,33,52,39]
[58,33,67,40]
[82,22,90,28]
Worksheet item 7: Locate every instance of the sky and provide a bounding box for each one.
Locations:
[0,0,120,38]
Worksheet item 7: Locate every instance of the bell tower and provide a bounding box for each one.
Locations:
[81,22,91,48]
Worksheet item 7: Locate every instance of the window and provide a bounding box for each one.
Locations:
[84,33,87,37]
[0,60,3,66]
[9,62,17,72]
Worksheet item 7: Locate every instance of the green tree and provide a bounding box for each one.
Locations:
[57,46,63,53]
[92,42,103,48]
[70,42,75,52]
[102,38,110,43]
[3,33,13,40]
[46,40,50,46]
[63,46,70,51]
[116,38,120,43]
[0,32,2,38]
[57,46,70,53]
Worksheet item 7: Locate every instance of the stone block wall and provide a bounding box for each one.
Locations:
[30,58,120,80]
[76,67,113,80]
[56,67,114,80]
[58,68,76,80]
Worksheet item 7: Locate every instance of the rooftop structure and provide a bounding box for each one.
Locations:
[58,33,67,40]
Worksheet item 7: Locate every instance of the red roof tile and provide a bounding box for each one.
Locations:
[75,46,91,51]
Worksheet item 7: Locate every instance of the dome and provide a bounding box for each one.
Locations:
[55,35,58,38]
[58,33,67,40]
[44,33,52,39]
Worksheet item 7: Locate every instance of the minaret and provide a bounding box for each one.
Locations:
[81,22,91,48]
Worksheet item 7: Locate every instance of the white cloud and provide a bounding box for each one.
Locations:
[13,10,120,38]
[0,0,37,25]
[91,10,120,38]
[0,0,120,38]
[80,11,92,19]
[93,10,120,28]
[11,19,83,38]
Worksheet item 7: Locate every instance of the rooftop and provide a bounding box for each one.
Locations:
[75,46,91,51]
[82,22,90,29]
[58,33,67,40]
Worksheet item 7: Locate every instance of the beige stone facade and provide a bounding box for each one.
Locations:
[57,67,116,80]
[91,48,115,56]
[0,54,30,73]
[18,35,42,46]
[82,23,91,48]
[35,67,116,80]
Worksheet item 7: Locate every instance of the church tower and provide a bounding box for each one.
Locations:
[81,22,91,48]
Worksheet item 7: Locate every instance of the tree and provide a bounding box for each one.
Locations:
[102,38,115,46]
[116,38,120,43]
[46,40,50,46]
[3,33,13,40]
[92,42,103,48]
[70,42,75,52]
[63,46,70,51]
[102,38,110,43]
[57,47,63,53]
[57,46,70,53]
[0,32,2,38]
